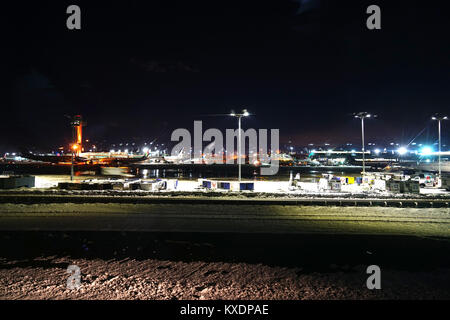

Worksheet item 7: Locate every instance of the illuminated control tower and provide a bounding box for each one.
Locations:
[70,115,86,156]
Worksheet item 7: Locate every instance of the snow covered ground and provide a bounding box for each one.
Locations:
[1,195,449,300]
[1,256,449,300]
[0,203,449,237]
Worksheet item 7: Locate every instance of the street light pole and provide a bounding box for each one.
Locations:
[439,119,441,178]
[71,123,74,181]
[230,109,250,183]
[361,116,365,175]
[432,114,448,181]
[238,115,242,182]
[71,150,74,181]
[354,112,375,176]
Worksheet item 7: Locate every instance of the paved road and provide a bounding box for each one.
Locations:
[0,203,449,237]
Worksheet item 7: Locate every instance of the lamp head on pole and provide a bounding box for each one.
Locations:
[432,114,448,121]
[354,112,376,119]
[230,109,251,117]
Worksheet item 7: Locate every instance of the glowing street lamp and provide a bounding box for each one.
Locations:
[230,109,250,183]
[353,112,376,175]
[432,114,448,180]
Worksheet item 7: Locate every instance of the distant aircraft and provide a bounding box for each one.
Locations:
[80,152,148,166]
[164,148,188,163]
[23,152,88,164]
[22,152,148,166]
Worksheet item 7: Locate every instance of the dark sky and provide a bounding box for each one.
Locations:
[3,0,450,152]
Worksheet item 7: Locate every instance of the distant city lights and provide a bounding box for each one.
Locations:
[420,146,433,156]
[397,147,408,155]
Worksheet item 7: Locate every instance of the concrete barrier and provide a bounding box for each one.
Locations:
[0,194,448,208]
[0,176,35,189]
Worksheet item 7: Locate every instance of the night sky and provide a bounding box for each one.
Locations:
[3,0,450,152]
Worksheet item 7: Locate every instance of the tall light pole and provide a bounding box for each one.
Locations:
[354,112,375,176]
[230,109,250,183]
[432,114,448,180]
[71,144,78,181]
[71,149,74,181]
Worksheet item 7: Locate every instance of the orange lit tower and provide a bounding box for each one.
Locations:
[70,115,86,156]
